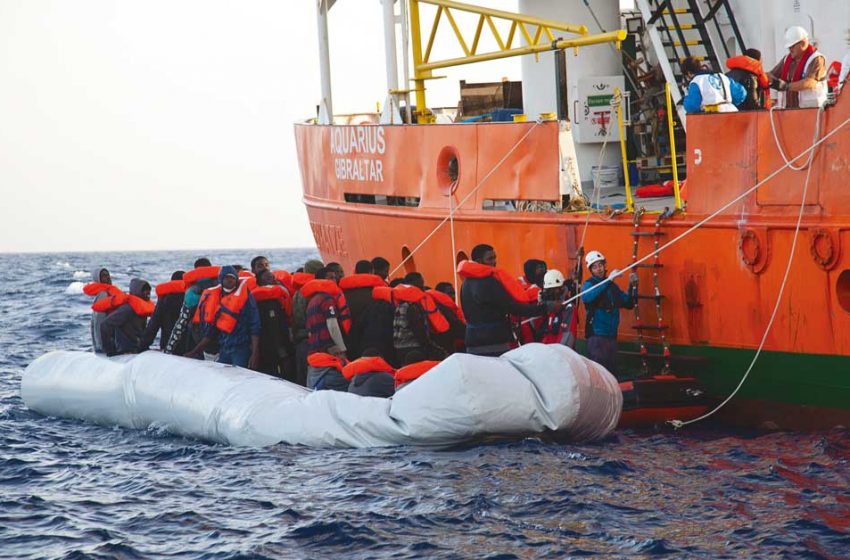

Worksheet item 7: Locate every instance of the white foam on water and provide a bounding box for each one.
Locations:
[72,271,89,280]
[65,282,85,295]
[55,261,72,268]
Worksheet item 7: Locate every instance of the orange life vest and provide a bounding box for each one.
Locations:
[251,284,292,317]
[372,284,451,334]
[292,272,314,293]
[155,280,185,298]
[83,282,123,298]
[273,270,293,293]
[339,273,386,291]
[394,360,440,387]
[456,260,538,304]
[307,352,344,372]
[427,289,465,323]
[341,356,395,381]
[301,279,352,334]
[183,266,220,288]
[726,55,772,109]
[199,279,252,334]
[92,293,155,317]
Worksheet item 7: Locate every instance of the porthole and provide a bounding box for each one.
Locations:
[837,270,850,313]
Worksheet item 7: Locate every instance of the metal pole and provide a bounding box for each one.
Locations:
[554,49,568,121]
[665,83,683,211]
[316,0,334,124]
[400,0,413,123]
[408,0,429,119]
[382,0,400,110]
[615,88,634,213]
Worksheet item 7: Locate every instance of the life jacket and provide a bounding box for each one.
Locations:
[426,289,465,323]
[540,303,578,347]
[828,60,842,90]
[341,356,395,381]
[155,280,185,298]
[457,260,537,304]
[339,273,386,291]
[780,46,827,108]
[199,279,252,334]
[251,284,292,317]
[726,55,772,109]
[183,266,220,288]
[241,274,257,292]
[689,72,738,113]
[292,272,314,293]
[83,282,123,298]
[394,360,440,388]
[372,284,450,334]
[273,270,293,293]
[301,279,352,334]
[92,293,155,317]
[307,352,344,372]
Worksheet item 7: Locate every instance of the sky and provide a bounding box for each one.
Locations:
[0,0,531,253]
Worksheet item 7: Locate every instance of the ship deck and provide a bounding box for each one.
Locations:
[586,186,676,214]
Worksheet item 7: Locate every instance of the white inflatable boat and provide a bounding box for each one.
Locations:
[21,343,622,448]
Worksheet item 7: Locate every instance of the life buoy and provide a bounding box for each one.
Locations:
[342,356,395,381]
[155,280,185,298]
[456,260,537,304]
[394,360,440,388]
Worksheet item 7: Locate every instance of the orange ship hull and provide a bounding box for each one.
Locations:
[295,94,850,429]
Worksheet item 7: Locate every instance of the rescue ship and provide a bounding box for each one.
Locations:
[295,0,850,430]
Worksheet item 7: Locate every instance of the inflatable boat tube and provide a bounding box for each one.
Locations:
[21,343,622,448]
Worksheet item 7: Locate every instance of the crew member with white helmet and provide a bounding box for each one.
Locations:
[580,251,637,374]
[539,269,578,348]
[768,26,827,109]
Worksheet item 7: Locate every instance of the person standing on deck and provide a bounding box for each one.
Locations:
[726,48,772,110]
[581,251,637,374]
[768,26,827,109]
[682,56,745,114]
[458,244,558,357]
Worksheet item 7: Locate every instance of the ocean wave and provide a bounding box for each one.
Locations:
[72,270,90,280]
[64,282,85,295]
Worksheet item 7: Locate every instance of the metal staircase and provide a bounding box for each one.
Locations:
[634,0,747,129]
[630,207,673,375]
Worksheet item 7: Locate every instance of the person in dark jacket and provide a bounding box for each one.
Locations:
[340,262,387,360]
[254,269,295,381]
[101,278,153,356]
[580,250,637,374]
[521,259,547,290]
[89,267,112,354]
[459,244,558,357]
[726,48,771,110]
[430,282,466,354]
[140,270,186,353]
[371,256,390,282]
[291,258,324,384]
[345,349,396,398]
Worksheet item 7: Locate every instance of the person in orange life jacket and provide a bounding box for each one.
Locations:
[100,278,154,356]
[389,272,449,362]
[340,261,391,361]
[251,256,270,278]
[291,258,324,386]
[581,251,637,374]
[85,267,114,354]
[165,258,221,358]
[726,48,772,110]
[768,26,827,109]
[371,256,390,282]
[344,348,396,398]
[305,351,348,391]
[539,269,578,349]
[682,56,745,114]
[429,282,466,354]
[459,244,561,357]
[304,267,350,359]
[187,266,261,368]
[389,278,405,287]
[326,262,345,282]
[140,270,186,353]
[516,259,547,343]
[253,269,296,381]
[394,349,440,391]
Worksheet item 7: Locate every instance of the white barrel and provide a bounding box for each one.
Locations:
[21,344,622,448]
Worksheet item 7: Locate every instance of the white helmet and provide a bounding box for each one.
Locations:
[543,269,565,289]
[784,26,809,49]
[585,250,606,269]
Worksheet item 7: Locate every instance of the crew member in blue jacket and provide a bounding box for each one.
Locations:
[682,56,746,114]
[581,251,637,374]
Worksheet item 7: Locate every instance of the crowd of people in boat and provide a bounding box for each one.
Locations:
[83,244,637,397]
[681,26,850,113]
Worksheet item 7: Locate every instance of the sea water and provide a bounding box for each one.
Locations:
[1,249,849,559]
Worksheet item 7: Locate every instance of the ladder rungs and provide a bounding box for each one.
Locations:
[662,40,703,47]
[659,9,690,15]
[630,231,667,237]
[635,263,664,268]
[637,294,665,300]
[658,24,697,31]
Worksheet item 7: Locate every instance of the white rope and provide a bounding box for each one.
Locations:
[669,105,824,428]
[559,110,850,312]
[389,121,543,278]
[769,104,823,171]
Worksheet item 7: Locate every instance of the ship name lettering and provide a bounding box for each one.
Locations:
[334,157,384,182]
[330,126,385,155]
